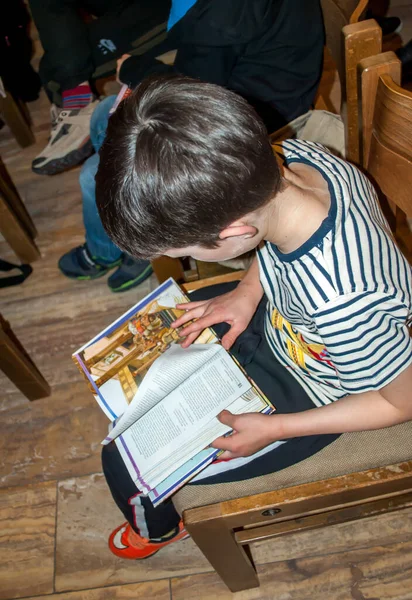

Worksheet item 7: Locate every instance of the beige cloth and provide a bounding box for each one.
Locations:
[270,109,346,158]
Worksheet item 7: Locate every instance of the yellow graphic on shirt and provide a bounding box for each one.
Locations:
[271,308,330,369]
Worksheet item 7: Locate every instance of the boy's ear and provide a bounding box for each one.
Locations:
[219,222,257,240]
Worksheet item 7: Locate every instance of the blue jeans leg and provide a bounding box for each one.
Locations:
[81,95,122,263]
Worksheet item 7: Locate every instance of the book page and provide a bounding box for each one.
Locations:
[113,345,252,490]
[139,390,270,490]
[103,344,221,443]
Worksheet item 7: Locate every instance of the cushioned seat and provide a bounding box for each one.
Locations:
[174,421,412,513]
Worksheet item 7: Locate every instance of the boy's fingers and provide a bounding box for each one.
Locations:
[179,312,224,337]
[176,300,209,310]
[172,306,206,328]
[221,325,244,349]
[211,435,235,451]
[180,331,201,348]
[219,450,235,460]
[217,410,236,428]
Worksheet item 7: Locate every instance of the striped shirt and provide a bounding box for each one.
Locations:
[257,140,412,407]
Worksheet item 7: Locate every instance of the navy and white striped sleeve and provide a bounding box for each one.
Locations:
[314,292,412,393]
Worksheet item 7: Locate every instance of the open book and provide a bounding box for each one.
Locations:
[73,278,273,505]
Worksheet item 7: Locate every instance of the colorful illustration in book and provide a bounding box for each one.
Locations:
[78,300,187,403]
[74,279,218,420]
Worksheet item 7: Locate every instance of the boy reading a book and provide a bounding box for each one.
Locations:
[96,75,412,559]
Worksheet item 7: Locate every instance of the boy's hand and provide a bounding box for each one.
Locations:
[172,286,261,349]
[211,411,278,459]
[116,54,131,83]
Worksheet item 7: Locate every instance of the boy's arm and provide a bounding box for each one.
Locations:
[212,363,412,458]
[213,288,412,458]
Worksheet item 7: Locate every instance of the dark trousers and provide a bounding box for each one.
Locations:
[102,283,339,539]
[29,0,171,101]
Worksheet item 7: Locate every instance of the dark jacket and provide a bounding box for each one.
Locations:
[120,0,324,131]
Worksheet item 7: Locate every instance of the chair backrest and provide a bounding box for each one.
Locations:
[318,0,381,163]
[358,52,412,256]
[321,0,368,82]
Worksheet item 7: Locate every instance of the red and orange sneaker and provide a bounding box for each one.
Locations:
[108,520,189,559]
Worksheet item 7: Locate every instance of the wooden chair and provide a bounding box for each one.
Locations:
[172,52,412,592]
[0,156,40,263]
[151,0,379,285]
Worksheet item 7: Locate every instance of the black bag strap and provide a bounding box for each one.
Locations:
[0,258,32,288]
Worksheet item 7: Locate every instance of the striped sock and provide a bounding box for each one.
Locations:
[62,84,93,110]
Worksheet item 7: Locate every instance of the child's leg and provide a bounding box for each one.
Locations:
[89,95,117,153]
[59,94,148,279]
[102,442,181,540]
[80,153,123,263]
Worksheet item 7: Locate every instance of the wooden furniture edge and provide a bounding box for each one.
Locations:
[182,270,246,292]
[184,460,412,525]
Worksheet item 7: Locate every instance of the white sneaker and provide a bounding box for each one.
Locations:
[32,100,99,175]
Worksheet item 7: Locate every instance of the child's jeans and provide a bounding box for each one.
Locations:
[102,282,340,539]
[80,95,121,263]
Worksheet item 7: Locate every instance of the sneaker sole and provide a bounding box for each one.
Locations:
[109,265,154,293]
[132,533,190,561]
[32,138,94,176]
[58,268,109,281]
[58,259,122,281]
[109,532,190,560]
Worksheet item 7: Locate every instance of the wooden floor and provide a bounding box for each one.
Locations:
[2,5,412,598]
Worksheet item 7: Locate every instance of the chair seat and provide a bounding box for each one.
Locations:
[174,421,412,513]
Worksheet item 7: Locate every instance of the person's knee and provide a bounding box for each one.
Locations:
[101,442,121,478]
[79,153,99,192]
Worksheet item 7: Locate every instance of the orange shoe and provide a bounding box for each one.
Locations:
[108,520,189,559]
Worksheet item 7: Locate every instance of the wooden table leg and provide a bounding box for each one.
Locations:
[0,315,50,401]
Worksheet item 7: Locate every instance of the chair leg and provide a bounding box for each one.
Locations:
[0,92,35,148]
[0,316,50,401]
[184,510,260,592]
[0,194,41,263]
[151,256,185,284]
[0,157,37,239]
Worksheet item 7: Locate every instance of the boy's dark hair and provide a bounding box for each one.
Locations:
[96,75,281,259]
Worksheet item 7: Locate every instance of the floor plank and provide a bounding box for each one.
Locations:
[0,481,56,600]
[171,540,412,600]
[54,473,212,593]
[23,580,170,600]
[0,381,108,488]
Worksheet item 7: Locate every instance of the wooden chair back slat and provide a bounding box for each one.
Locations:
[359,54,412,258]
[343,20,382,163]
[321,0,368,82]
[358,52,401,168]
